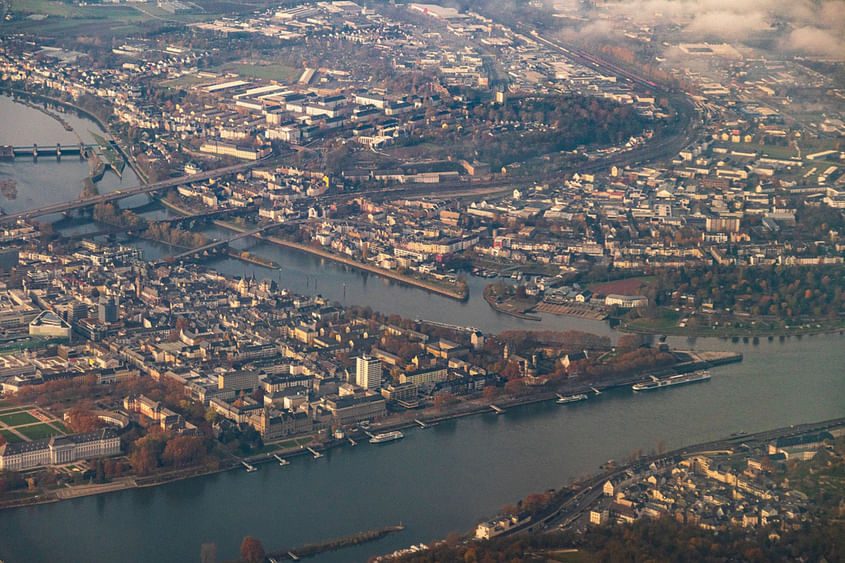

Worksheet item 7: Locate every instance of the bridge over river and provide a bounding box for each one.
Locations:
[0,142,97,160]
[151,222,284,266]
[0,159,264,224]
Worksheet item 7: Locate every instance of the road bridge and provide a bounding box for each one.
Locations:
[152,221,287,266]
[0,159,265,224]
[0,143,97,161]
[157,206,254,225]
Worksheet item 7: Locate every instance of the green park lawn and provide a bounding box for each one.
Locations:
[275,437,312,449]
[220,62,300,83]
[0,411,39,427]
[17,423,65,441]
[0,429,23,443]
[51,421,69,432]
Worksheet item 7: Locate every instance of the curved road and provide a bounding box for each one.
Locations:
[3,27,702,224]
[501,416,845,537]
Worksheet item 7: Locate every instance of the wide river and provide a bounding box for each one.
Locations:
[0,97,843,563]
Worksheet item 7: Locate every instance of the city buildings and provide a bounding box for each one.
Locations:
[356,355,382,390]
[0,429,121,471]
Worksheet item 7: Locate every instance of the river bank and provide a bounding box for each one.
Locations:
[0,348,742,513]
[621,314,845,339]
[263,525,405,561]
[481,284,541,320]
[482,290,541,320]
[207,217,470,301]
[457,415,845,548]
[9,96,76,134]
[2,87,148,184]
[0,329,841,563]
[0,460,236,511]
[160,196,470,301]
[362,349,744,435]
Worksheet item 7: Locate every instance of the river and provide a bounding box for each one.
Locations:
[0,94,142,218]
[0,97,843,563]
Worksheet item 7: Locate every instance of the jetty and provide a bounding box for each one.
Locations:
[241,461,257,472]
[273,454,290,466]
[490,404,505,414]
[306,446,323,459]
[267,525,405,560]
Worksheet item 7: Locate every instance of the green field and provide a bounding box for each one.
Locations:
[220,62,300,83]
[0,407,26,416]
[18,423,64,441]
[0,411,39,426]
[275,437,312,449]
[0,429,23,443]
[2,0,215,37]
[160,74,215,88]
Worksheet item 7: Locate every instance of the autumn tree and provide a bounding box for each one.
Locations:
[239,536,265,563]
[0,470,24,493]
[504,378,526,396]
[129,446,159,476]
[161,435,207,467]
[522,492,552,514]
[500,361,522,380]
[482,385,500,402]
[66,408,107,433]
[616,333,643,352]
[433,392,457,411]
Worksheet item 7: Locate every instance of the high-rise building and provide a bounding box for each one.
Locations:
[0,247,19,272]
[69,301,89,324]
[355,355,382,390]
[98,298,118,323]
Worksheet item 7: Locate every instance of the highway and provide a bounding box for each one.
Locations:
[498,417,845,537]
[0,159,264,224]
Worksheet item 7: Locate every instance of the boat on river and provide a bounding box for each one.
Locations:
[369,430,404,444]
[632,371,711,391]
[556,393,589,404]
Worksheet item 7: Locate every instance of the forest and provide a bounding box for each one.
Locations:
[396,93,649,172]
[648,263,845,320]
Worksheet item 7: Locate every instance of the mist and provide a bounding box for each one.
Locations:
[554,0,845,58]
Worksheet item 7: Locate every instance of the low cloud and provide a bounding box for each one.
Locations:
[684,10,771,40]
[783,26,845,58]
[557,0,845,57]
